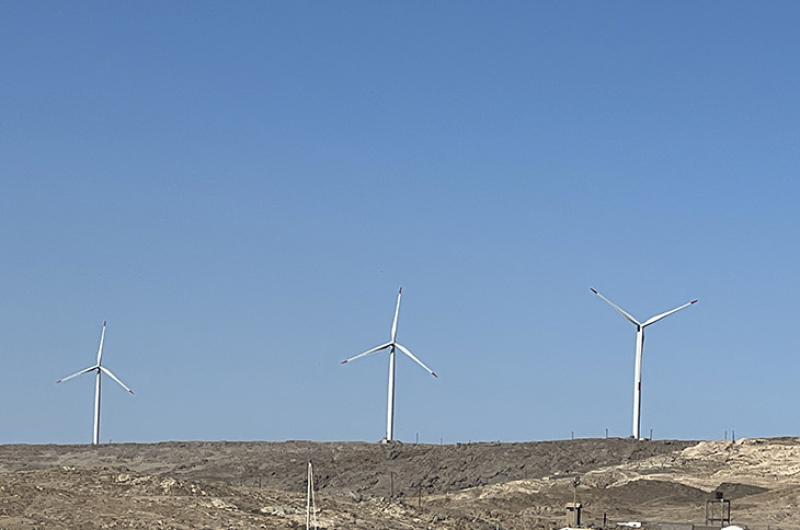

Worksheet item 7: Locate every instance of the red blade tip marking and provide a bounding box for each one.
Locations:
[129,390,135,394]
[56,380,62,384]
[590,288,598,294]
[399,287,402,293]
[341,360,348,364]
[691,299,698,304]
[431,372,438,378]
[103,321,107,326]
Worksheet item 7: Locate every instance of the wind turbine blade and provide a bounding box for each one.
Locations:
[395,343,438,378]
[56,365,97,384]
[390,287,402,343]
[341,342,392,365]
[99,366,134,394]
[96,321,107,365]
[590,288,640,326]
[642,299,698,327]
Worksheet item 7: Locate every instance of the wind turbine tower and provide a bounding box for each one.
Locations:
[590,288,697,439]
[341,287,437,442]
[56,321,134,445]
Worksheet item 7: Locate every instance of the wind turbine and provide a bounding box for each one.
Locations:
[590,288,697,440]
[56,321,134,445]
[341,287,437,442]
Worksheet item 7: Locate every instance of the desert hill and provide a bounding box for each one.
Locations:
[0,437,798,529]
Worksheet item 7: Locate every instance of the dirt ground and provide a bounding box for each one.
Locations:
[0,437,798,530]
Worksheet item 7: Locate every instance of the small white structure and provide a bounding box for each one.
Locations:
[306,461,318,530]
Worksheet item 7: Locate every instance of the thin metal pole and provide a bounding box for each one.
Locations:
[306,463,311,530]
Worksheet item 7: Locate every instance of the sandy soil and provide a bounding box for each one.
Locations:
[0,437,797,530]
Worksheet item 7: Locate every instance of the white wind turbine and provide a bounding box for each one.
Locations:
[590,288,697,440]
[341,287,437,442]
[56,321,134,445]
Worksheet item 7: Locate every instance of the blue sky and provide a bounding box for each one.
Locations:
[1,2,798,445]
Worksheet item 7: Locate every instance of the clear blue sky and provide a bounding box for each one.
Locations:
[1,2,798,445]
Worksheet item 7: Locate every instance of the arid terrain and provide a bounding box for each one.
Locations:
[0,437,798,530]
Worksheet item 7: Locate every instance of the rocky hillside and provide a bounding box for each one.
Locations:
[0,437,797,530]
